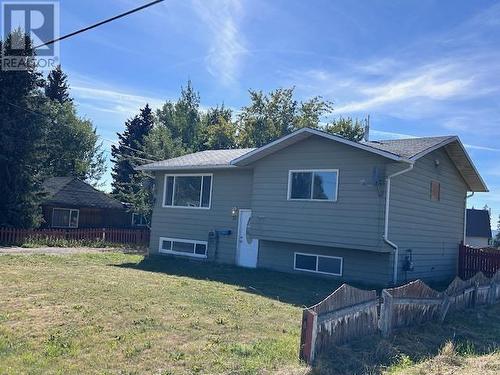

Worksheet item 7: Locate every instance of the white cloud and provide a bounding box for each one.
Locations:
[192,0,247,85]
[71,84,165,116]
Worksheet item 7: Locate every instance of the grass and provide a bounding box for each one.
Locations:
[0,252,499,375]
[18,236,145,250]
[0,253,336,374]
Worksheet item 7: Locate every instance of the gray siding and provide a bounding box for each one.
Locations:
[388,148,468,282]
[258,240,392,285]
[149,169,253,263]
[249,135,391,252]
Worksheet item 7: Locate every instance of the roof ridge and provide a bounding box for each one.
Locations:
[371,135,456,143]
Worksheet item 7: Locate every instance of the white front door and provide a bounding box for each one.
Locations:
[237,209,259,268]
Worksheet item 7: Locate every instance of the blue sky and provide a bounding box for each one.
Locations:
[57,0,499,228]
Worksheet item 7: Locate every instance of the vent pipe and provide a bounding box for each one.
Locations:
[364,115,370,142]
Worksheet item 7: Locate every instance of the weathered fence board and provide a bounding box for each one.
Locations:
[444,276,475,312]
[0,227,150,246]
[379,280,445,337]
[459,244,500,278]
[300,284,378,362]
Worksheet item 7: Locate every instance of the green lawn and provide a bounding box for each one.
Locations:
[1,252,499,375]
[0,253,337,375]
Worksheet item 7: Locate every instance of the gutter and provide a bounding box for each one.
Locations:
[383,162,414,285]
[463,192,474,243]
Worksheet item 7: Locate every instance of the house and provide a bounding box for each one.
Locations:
[137,128,488,286]
[465,208,492,248]
[41,177,137,229]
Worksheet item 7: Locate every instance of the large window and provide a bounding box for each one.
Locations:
[52,208,79,228]
[163,174,212,209]
[294,252,343,276]
[288,170,338,201]
[159,237,208,258]
[132,213,147,227]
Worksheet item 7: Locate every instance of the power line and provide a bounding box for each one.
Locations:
[0,99,159,163]
[34,0,165,49]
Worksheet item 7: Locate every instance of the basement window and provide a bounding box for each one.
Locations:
[430,181,441,201]
[294,252,343,276]
[159,237,208,258]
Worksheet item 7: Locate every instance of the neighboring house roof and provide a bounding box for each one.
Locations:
[137,148,255,171]
[42,177,125,209]
[466,209,492,238]
[137,127,488,192]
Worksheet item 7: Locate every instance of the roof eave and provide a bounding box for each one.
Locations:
[136,164,238,172]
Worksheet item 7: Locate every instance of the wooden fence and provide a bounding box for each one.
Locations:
[299,284,378,363]
[379,280,446,337]
[0,227,150,246]
[459,244,500,279]
[300,270,500,364]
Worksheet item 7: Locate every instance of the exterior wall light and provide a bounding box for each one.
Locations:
[231,207,239,218]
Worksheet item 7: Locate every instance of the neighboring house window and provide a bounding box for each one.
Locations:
[294,252,343,276]
[159,237,208,258]
[163,174,212,209]
[430,181,440,201]
[288,170,338,201]
[52,208,79,228]
[132,213,147,227]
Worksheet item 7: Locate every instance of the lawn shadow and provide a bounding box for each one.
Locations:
[311,304,500,375]
[114,255,376,307]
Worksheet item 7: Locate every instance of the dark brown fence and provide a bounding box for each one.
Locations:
[300,270,500,365]
[459,244,500,278]
[0,227,150,246]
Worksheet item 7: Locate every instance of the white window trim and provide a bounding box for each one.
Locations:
[51,208,79,228]
[287,169,339,202]
[162,173,213,210]
[131,213,147,227]
[158,236,208,259]
[293,252,343,276]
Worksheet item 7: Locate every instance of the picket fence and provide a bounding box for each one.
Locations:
[0,227,150,246]
[299,270,500,364]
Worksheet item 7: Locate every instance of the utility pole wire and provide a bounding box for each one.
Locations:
[34,0,165,49]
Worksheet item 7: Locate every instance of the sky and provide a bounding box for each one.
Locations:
[54,0,500,228]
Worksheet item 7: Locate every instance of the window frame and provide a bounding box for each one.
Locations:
[287,169,339,202]
[158,236,208,259]
[293,252,343,276]
[162,173,213,210]
[131,213,147,227]
[51,208,79,228]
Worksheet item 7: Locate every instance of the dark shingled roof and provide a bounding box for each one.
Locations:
[42,177,125,209]
[363,136,455,159]
[466,209,492,238]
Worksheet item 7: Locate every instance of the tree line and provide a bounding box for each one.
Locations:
[111,81,367,223]
[0,32,105,227]
[0,31,366,228]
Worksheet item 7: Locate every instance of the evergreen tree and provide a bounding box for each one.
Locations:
[45,65,72,103]
[495,215,500,247]
[324,117,367,142]
[0,31,45,227]
[111,104,154,202]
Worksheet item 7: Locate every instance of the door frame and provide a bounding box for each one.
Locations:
[236,209,259,267]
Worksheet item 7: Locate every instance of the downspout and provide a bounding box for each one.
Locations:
[463,192,474,243]
[384,162,414,285]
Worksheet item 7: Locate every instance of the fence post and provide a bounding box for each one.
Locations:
[439,295,450,322]
[299,309,317,364]
[379,289,393,337]
[102,228,106,242]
